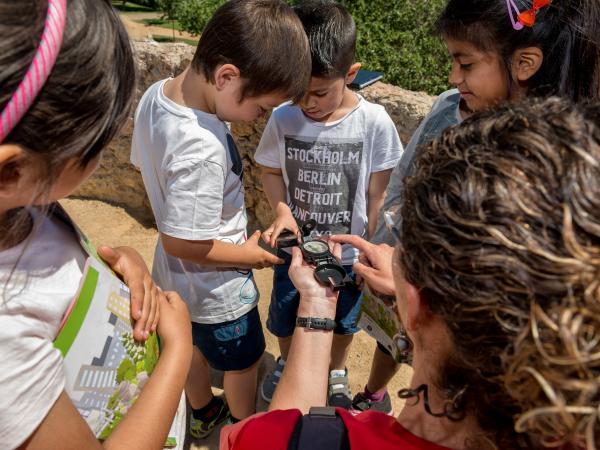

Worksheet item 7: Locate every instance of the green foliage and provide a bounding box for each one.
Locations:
[161,0,450,95]
[340,0,450,94]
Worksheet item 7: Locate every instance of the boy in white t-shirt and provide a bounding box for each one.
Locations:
[256,0,403,408]
[130,0,311,438]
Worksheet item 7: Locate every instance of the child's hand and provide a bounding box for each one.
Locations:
[156,291,192,353]
[241,231,285,268]
[329,235,396,296]
[98,246,160,341]
[263,204,299,248]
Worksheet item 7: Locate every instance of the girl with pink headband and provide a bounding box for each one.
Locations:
[0,1,192,449]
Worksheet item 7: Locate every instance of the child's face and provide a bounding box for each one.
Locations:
[214,77,287,123]
[444,37,510,112]
[298,76,347,122]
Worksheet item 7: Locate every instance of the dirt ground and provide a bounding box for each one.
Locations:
[119,11,199,42]
[61,198,412,449]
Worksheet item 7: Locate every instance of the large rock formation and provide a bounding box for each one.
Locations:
[73,41,434,231]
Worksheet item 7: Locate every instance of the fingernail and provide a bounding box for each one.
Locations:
[144,331,149,339]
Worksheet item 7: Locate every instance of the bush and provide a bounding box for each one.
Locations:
[341,0,450,94]
[164,0,451,95]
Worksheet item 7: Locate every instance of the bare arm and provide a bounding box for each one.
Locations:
[19,292,192,450]
[367,169,392,239]
[260,165,299,248]
[161,230,283,269]
[269,245,340,413]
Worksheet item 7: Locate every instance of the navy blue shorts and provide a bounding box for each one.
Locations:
[267,251,362,337]
[192,307,266,371]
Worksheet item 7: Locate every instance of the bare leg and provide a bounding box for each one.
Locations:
[224,359,261,419]
[366,345,401,394]
[330,334,353,370]
[278,335,293,360]
[185,346,214,409]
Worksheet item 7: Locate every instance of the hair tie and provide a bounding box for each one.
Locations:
[0,0,68,144]
[506,0,551,31]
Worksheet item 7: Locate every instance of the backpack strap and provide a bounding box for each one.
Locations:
[287,406,350,450]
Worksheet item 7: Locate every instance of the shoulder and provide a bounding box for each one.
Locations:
[269,102,305,124]
[220,410,302,450]
[357,97,395,127]
[430,88,461,113]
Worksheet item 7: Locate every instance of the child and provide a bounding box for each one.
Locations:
[256,0,403,408]
[130,0,311,437]
[0,1,192,449]
[353,0,600,415]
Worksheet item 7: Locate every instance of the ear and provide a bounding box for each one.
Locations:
[511,47,543,83]
[213,64,241,91]
[0,144,26,200]
[345,62,362,85]
[402,283,432,332]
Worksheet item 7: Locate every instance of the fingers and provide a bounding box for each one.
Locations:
[332,242,342,261]
[249,230,261,243]
[134,276,153,341]
[263,224,275,245]
[145,283,159,335]
[290,246,304,269]
[329,234,371,253]
[265,251,285,267]
[97,246,122,274]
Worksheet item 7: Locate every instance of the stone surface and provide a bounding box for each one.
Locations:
[73,41,435,231]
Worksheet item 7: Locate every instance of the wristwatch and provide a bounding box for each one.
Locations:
[296,316,337,330]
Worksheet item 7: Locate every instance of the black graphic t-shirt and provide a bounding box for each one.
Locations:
[255,96,402,264]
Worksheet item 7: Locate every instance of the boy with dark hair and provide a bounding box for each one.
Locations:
[131,0,311,438]
[256,0,403,408]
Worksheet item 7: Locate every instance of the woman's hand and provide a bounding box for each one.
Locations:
[97,246,159,341]
[288,242,341,318]
[329,235,396,296]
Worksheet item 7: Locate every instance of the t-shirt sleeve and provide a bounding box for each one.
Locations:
[369,108,404,173]
[0,311,66,448]
[160,156,226,241]
[254,115,282,169]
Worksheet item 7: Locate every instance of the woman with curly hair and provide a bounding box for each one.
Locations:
[221,96,600,449]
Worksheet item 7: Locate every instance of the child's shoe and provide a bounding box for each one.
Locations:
[260,357,286,402]
[350,390,393,416]
[189,396,230,439]
[327,368,352,409]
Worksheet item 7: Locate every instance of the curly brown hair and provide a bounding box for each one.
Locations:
[399,97,600,449]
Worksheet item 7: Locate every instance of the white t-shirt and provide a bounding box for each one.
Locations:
[131,79,258,324]
[0,209,86,449]
[255,96,403,264]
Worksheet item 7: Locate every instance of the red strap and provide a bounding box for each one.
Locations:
[223,409,302,450]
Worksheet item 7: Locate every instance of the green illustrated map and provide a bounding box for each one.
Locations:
[54,256,184,448]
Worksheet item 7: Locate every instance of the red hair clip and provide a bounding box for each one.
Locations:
[518,0,551,27]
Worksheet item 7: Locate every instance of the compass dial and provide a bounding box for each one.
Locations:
[302,239,329,255]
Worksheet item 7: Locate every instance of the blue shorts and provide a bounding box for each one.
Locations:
[192,307,266,371]
[267,251,362,337]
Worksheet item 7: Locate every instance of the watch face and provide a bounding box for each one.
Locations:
[301,239,329,255]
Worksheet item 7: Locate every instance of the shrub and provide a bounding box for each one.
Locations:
[163,0,451,95]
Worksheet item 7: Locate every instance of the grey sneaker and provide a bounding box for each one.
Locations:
[328,368,352,409]
[260,357,285,402]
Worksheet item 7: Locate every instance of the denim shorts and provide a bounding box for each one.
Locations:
[267,251,362,337]
[192,306,266,371]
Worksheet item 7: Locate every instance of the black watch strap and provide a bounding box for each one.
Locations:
[296,316,336,330]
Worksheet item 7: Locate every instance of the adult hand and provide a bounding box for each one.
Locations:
[288,242,340,318]
[241,231,285,268]
[329,235,395,296]
[97,245,159,341]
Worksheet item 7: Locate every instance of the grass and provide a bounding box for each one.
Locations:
[112,1,155,13]
[152,35,198,46]
[137,18,186,32]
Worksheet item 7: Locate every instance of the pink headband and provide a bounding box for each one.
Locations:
[0,0,68,144]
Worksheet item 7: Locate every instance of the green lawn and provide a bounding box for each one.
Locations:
[152,35,198,46]
[111,1,155,13]
[137,18,186,32]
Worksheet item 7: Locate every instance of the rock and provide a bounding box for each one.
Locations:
[73,41,435,232]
